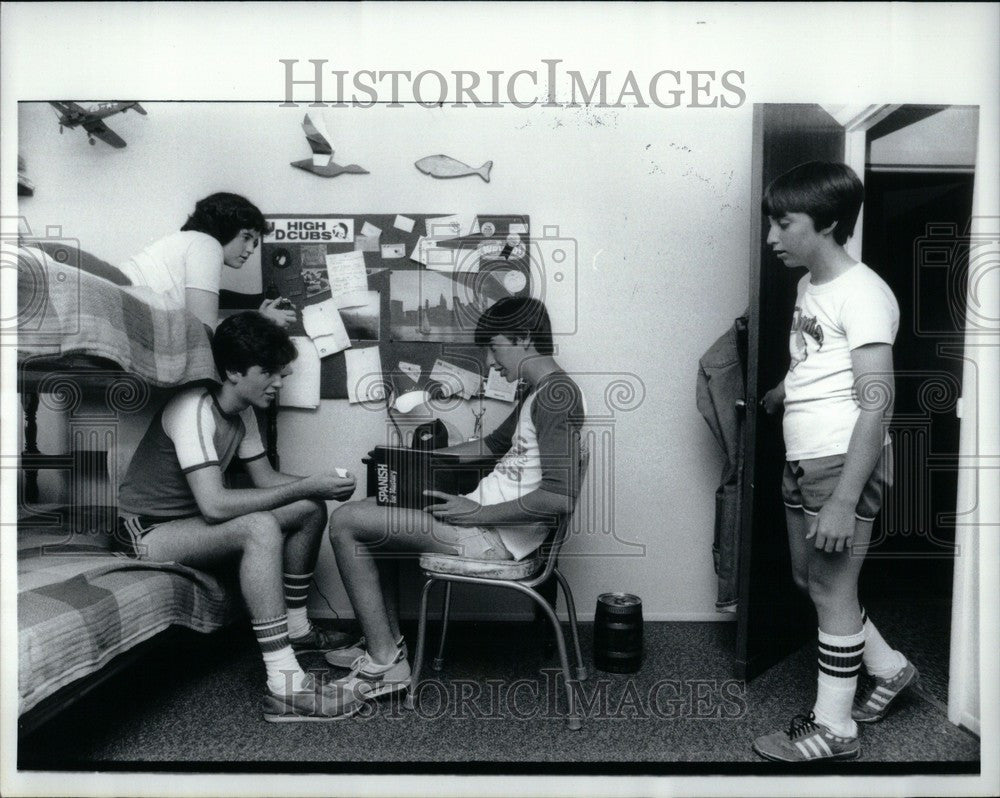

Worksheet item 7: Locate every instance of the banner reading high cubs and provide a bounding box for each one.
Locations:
[264,218,354,243]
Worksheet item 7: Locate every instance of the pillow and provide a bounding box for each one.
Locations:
[30,241,132,286]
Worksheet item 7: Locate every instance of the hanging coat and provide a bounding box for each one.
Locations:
[696,314,748,612]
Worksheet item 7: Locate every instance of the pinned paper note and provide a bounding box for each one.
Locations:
[302,300,351,357]
[430,359,482,400]
[354,234,381,253]
[326,251,370,309]
[484,366,518,402]
[381,242,406,259]
[279,336,321,409]
[393,215,415,233]
[360,221,382,238]
[424,215,462,238]
[398,361,422,383]
[410,236,456,271]
[345,347,386,404]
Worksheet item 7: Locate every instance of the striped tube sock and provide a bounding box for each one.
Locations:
[813,627,864,738]
[284,572,313,639]
[860,605,907,678]
[252,615,307,694]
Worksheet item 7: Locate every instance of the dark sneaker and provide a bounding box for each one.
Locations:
[289,626,360,654]
[853,660,920,723]
[753,712,860,762]
[326,635,406,669]
[333,647,411,701]
[262,674,362,722]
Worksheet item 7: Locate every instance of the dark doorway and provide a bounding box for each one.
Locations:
[856,110,975,702]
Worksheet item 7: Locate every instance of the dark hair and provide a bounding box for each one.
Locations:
[761,161,864,246]
[212,311,297,377]
[180,192,269,246]
[474,296,554,356]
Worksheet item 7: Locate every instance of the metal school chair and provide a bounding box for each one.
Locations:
[403,449,590,729]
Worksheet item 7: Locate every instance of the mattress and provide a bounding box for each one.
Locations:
[17,523,239,716]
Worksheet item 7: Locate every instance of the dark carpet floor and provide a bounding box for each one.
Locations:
[18,618,978,775]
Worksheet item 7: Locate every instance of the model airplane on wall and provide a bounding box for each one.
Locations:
[49,101,146,148]
[291,113,368,177]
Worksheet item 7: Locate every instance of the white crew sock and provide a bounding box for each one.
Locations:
[813,628,864,738]
[252,615,308,694]
[860,606,907,678]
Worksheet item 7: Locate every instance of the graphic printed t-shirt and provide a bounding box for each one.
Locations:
[118,386,266,518]
[783,263,899,460]
[465,371,585,560]
[119,230,224,310]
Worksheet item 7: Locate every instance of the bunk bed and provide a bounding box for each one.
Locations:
[14,243,250,732]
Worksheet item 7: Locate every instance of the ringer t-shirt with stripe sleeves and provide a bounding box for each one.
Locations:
[118,386,266,519]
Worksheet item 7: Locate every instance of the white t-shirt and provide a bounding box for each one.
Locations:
[783,263,899,461]
[119,230,224,310]
[465,372,585,560]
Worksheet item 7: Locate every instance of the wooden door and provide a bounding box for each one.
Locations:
[735,104,846,680]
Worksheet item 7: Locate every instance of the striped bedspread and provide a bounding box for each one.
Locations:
[17,530,238,717]
[16,245,219,388]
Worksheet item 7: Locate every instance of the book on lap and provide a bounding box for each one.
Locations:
[365,446,495,509]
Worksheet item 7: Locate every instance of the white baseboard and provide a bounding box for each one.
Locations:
[960,710,981,737]
[309,608,736,623]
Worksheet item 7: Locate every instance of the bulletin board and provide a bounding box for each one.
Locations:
[232,213,531,402]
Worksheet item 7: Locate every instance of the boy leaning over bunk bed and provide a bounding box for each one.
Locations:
[114,311,362,722]
[323,297,586,702]
[752,161,918,762]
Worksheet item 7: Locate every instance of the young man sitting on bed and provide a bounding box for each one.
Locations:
[115,311,361,722]
[324,297,586,703]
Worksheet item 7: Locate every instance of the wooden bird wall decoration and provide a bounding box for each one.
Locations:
[291,114,368,177]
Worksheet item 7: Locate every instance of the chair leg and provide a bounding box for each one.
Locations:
[554,568,587,681]
[533,574,558,658]
[524,587,582,730]
[403,577,436,711]
[432,582,452,671]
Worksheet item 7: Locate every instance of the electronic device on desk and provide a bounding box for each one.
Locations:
[366,445,495,509]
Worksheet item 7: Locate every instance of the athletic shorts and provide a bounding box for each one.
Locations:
[781,445,893,523]
[111,512,191,559]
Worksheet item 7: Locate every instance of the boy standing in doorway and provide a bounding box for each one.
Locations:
[752,162,918,762]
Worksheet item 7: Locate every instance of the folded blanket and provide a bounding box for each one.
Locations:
[17,245,219,387]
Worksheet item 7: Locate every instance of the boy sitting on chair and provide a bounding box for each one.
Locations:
[115,311,360,722]
[325,297,586,702]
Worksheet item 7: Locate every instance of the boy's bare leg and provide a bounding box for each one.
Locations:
[377,558,402,641]
[142,511,286,619]
[270,498,328,575]
[805,517,872,635]
[328,498,471,663]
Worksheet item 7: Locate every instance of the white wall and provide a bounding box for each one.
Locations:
[17,100,751,620]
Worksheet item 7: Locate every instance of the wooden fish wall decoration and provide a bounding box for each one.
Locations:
[415,155,492,182]
[291,114,368,178]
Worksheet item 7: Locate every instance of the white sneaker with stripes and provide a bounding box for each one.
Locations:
[853,660,919,723]
[753,712,860,762]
